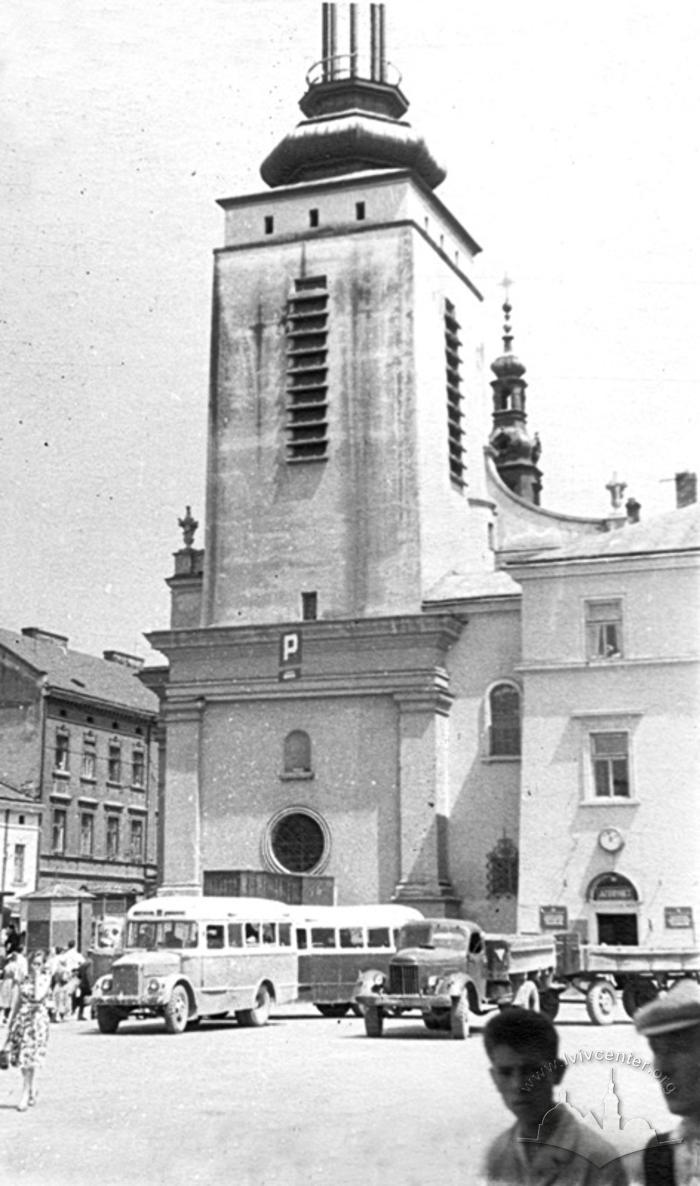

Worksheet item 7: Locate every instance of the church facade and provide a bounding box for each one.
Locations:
[148,4,699,936]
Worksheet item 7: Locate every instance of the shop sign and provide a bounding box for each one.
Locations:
[664,907,694,929]
[539,905,568,931]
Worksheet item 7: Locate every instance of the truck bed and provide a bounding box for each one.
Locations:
[485,932,556,977]
[582,945,700,974]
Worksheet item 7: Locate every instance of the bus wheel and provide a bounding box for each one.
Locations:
[316,1004,349,1018]
[424,1012,441,1030]
[237,985,271,1028]
[539,989,560,1020]
[585,981,617,1025]
[164,985,190,1034]
[450,993,470,1039]
[96,1007,121,1034]
[364,1006,384,1037]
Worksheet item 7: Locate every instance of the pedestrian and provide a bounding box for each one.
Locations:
[4,922,20,955]
[72,958,93,1020]
[0,948,26,1021]
[50,946,72,1021]
[633,979,700,1184]
[479,1006,628,1184]
[2,948,51,1111]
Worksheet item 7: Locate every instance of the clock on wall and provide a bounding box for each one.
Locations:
[598,827,624,853]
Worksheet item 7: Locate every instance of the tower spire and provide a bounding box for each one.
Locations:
[260,2,445,189]
[488,280,543,506]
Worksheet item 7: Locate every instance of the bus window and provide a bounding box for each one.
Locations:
[296,928,308,950]
[339,927,363,949]
[367,927,391,949]
[279,923,292,948]
[311,927,336,949]
[245,922,261,946]
[227,923,243,948]
[262,922,276,945]
[206,924,225,949]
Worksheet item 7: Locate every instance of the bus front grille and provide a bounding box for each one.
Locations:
[113,966,140,997]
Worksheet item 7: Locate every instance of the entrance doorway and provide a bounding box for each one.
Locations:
[596,913,638,945]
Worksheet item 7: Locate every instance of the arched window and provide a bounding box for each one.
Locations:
[283,730,312,774]
[488,683,521,756]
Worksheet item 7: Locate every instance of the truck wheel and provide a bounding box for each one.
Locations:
[364,1006,384,1037]
[164,985,190,1034]
[450,993,470,1039]
[237,985,271,1028]
[96,1006,121,1034]
[586,981,617,1025]
[539,989,560,1020]
[622,981,658,1018]
[316,1004,349,1018]
[513,982,540,1012]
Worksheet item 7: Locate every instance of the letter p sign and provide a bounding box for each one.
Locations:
[279,630,302,681]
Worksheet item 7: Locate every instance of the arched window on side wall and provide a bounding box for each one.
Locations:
[283,730,312,774]
[488,683,521,757]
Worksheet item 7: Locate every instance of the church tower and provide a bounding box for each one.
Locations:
[150,4,525,918]
[202,2,491,628]
[488,293,543,505]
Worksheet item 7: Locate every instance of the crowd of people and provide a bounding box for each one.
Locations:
[0,924,93,1112]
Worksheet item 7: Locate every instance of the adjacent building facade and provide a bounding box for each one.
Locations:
[0,626,159,922]
[0,780,42,923]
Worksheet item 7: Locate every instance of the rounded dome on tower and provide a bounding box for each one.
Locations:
[490,351,526,380]
[260,4,445,190]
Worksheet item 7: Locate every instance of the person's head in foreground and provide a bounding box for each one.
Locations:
[483,1006,564,1137]
[634,979,700,1126]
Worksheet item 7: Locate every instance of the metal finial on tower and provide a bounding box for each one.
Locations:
[500,274,514,353]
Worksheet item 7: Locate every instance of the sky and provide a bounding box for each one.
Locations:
[1,0,698,662]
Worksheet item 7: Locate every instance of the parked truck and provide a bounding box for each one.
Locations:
[355,917,559,1039]
[355,918,700,1037]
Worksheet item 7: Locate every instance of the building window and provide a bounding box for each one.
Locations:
[51,809,67,854]
[285,275,329,462]
[301,591,317,621]
[106,814,120,859]
[283,730,312,774]
[131,748,145,789]
[309,208,319,228]
[585,599,623,660]
[107,741,122,785]
[81,734,96,780]
[355,201,365,221]
[54,729,70,772]
[591,732,630,798]
[486,836,519,898]
[444,299,465,488]
[13,844,25,884]
[128,817,144,860]
[488,683,521,757]
[264,215,274,235]
[80,812,94,857]
[270,810,325,873]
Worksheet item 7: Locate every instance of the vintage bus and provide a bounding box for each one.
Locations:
[91,896,298,1034]
[293,904,423,1017]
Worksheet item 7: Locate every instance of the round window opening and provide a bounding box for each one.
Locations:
[270,811,325,874]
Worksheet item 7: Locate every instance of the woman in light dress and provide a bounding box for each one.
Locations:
[2,949,52,1111]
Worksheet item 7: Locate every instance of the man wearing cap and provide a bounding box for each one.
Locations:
[634,979,700,1185]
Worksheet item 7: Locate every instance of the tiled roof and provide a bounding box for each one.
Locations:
[515,504,700,565]
[424,569,521,602]
[0,778,38,803]
[0,628,158,715]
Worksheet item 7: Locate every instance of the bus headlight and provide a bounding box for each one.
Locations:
[147,978,162,995]
[426,975,439,992]
[99,976,113,994]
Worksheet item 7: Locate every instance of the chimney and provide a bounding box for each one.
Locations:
[103,650,145,671]
[625,497,641,524]
[675,471,697,508]
[21,627,69,648]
